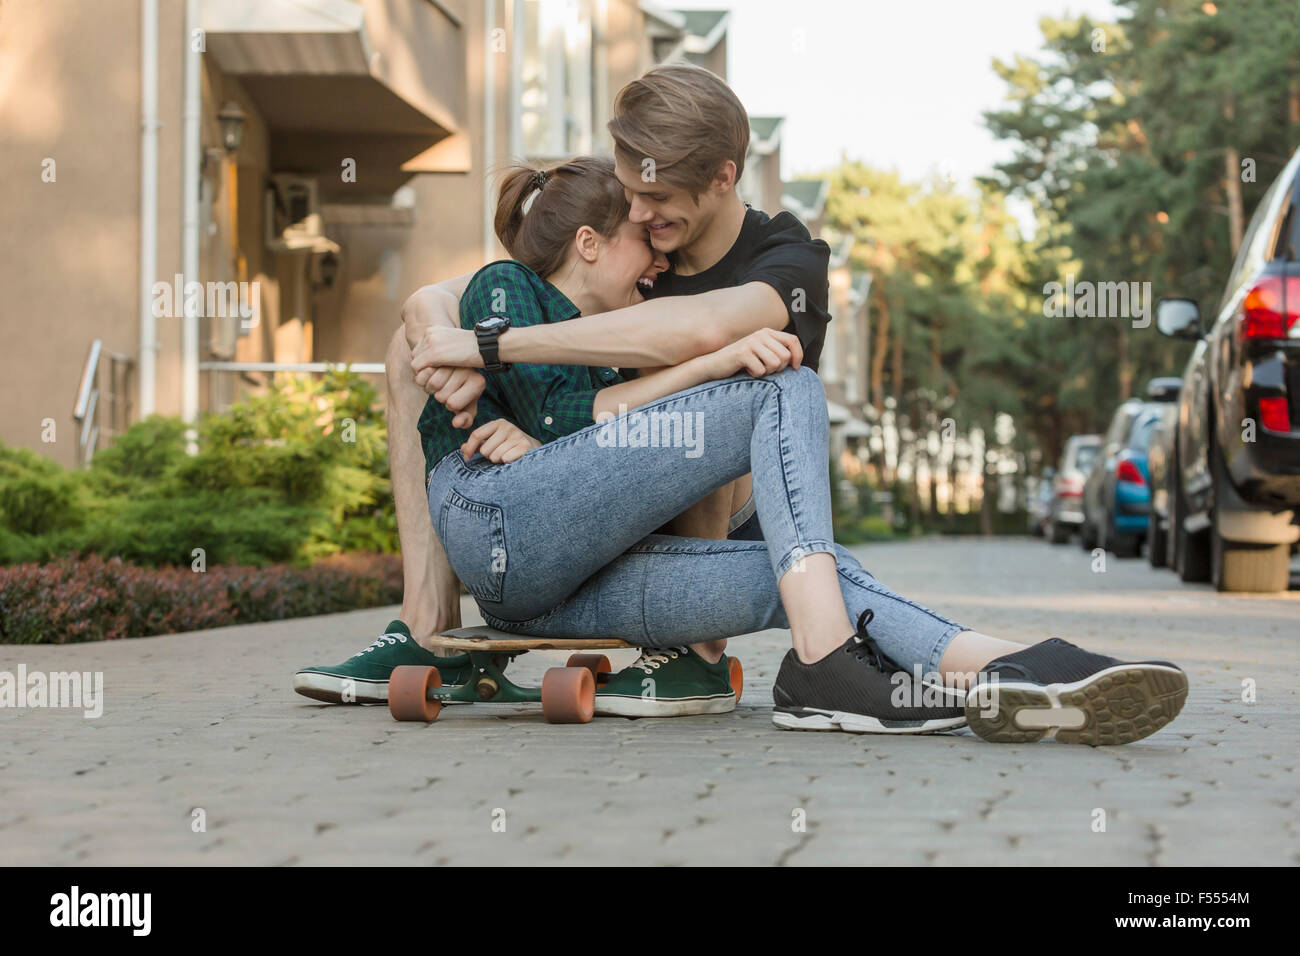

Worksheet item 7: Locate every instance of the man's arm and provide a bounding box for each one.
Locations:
[411,281,791,373]
[401,273,485,428]
[401,272,475,346]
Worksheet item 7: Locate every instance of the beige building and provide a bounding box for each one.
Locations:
[0,0,729,466]
[2,1,869,474]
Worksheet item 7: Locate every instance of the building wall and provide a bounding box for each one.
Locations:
[0,0,190,466]
[316,0,665,373]
[0,0,722,464]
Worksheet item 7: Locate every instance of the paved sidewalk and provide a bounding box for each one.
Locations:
[2,538,1297,865]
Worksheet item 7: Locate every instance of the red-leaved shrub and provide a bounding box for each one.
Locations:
[0,553,402,644]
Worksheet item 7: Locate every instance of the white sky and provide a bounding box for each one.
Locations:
[672,0,1122,186]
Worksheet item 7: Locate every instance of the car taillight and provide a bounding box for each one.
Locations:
[1259,396,1292,432]
[1116,459,1145,484]
[1240,276,1300,339]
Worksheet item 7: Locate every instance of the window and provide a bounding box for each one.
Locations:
[1128,413,1160,451]
[1105,408,1134,453]
[1217,173,1284,317]
[1072,442,1099,474]
[511,0,595,159]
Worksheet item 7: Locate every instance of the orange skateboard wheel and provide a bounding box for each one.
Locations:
[388,665,442,722]
[728,656,743,702]
[541,666,595,724]
[565,653,613,687]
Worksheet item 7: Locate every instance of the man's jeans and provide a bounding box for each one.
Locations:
[427,368,966,675]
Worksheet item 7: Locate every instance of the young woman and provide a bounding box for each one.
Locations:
[416,156,1189,743]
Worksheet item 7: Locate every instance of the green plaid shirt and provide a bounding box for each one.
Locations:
[419,260,629,476]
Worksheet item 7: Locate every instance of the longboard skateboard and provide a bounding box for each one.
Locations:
[387,626,743,725]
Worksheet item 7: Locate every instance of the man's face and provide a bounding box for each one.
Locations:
[614,156,726,256]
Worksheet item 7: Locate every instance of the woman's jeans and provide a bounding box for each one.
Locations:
[427,368,966,676]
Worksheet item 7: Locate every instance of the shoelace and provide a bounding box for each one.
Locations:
[844,609,902,674]
[352,633,408,658]
[630,646,688,674]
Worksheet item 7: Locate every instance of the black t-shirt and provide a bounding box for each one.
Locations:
[645,206,832,371]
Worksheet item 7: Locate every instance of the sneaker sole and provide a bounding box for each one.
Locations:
[594,693,736,718]
[771,708,967,735]
[964,663,1188,745]
[293,672,388,705]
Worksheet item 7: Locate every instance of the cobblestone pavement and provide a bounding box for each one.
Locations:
[2,537,1297,865]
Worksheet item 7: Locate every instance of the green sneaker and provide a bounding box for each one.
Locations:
[293,620,472,704]
[594,646,736,717]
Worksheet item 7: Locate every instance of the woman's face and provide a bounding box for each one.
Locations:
[592,219,669,311]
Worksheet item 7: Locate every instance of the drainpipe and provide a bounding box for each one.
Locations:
[483,0,496,264]
[181,0,201,449]
[138,0,158,416]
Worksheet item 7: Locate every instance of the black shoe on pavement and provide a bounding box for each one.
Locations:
[772,610,968,734]
[965,638,1188,746]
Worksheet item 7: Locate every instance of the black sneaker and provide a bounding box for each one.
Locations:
[965,638,1188,745]
[772,610,967,734]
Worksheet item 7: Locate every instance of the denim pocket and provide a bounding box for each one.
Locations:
[438,490,507,604]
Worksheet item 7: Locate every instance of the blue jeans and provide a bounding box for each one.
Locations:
[427,368,966,675]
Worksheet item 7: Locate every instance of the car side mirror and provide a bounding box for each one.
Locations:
[1155,298,1201,340]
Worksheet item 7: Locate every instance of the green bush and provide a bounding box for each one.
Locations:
[831,456,893,544]
[833,515,896,544]
[0,371,397,569]
[88,415,189,492]
[0,444,86,535]
[78,490,317,567]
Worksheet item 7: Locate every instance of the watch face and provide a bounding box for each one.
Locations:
[477,315,509,334]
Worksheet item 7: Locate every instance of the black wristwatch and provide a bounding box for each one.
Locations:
[474,315,512,372]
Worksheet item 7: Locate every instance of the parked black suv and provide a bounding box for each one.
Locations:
[1156,147,1300,591]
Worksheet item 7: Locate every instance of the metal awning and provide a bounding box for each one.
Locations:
[201,0,462,190]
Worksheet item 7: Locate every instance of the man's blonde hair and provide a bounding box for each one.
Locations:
[607,63,749,197]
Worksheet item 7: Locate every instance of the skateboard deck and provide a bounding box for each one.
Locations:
[428,625,636,653]
[388,626,742,725]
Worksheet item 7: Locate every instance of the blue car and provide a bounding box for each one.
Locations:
[1081,380,1181,558]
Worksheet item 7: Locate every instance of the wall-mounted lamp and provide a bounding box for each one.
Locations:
[217,101,246,154]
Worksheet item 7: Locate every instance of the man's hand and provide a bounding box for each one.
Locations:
[460,419,540,464]
[416,366,486,429]
[703,328,803,380]
[411,325,483,377]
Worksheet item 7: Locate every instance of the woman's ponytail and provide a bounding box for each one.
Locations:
[489,157,630,279]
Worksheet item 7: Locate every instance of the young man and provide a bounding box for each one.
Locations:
[295,63,832,717]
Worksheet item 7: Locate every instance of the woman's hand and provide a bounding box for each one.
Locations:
[419,366,486,429]
[460,419,541,464]
[703,328,804,380]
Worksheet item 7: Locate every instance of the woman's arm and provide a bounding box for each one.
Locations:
[591,328,801,420]
[410,281,794,373]
[458,329,801,463]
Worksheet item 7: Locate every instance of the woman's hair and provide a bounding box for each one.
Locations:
[493,156,631,279]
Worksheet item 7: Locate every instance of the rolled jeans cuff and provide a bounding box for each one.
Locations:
[774,539,837,579]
